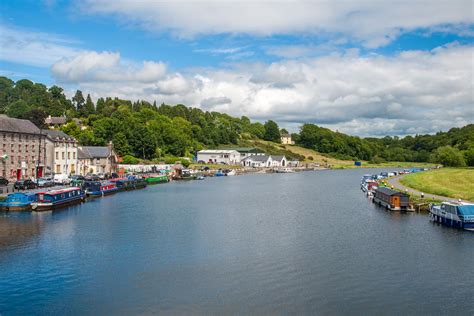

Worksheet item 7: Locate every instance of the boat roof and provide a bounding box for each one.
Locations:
[458,204,474,216]
[376,187,409,196]
[37,187,81,195]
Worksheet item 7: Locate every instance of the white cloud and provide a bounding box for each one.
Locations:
[52,43,474,136]
[82,0,473,47]
[0,24,82,67]
[51,51,167,83]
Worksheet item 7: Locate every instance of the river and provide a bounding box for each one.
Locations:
[0,169,473,315]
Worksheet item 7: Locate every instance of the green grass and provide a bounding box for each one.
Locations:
[400,168,474,201]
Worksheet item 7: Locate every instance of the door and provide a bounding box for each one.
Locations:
[392,196,400,208]
[17,169,22,180]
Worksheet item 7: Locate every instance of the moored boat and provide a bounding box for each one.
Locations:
[111,176,147,191]
[372,187,414,211]
[0,192,37,211]
[275,168,294,173]
[84,181,118,197]
[430,202,474,231]
[144,175,169,184]
[31,187,85,211]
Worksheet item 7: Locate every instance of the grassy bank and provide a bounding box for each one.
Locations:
[400,168,474,201]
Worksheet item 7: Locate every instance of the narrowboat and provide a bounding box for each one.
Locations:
[214,170,225,177]
[144,175,169,184]
[84,181,118,197]
[111,176,147,191]
[174,169,197,180]
[0,192,37,211]
[372,187,414,211]
[430,202,474,231]
[31,187,85,211]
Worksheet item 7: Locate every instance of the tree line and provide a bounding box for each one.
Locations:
[1,76,472,166]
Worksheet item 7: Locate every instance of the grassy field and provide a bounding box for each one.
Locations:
[400,168,474,201]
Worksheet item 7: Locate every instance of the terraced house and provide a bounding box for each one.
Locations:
[43,129,78,176]
[78,143,118,175]
[0,115,47,181]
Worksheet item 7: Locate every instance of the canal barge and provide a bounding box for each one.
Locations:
[373,187,414,211]
[144,175,169,184]
[31,187,85,211]
[111,176,147,191]
[0,192,37,211]
[84,181,118,197]
[430,202,474,231]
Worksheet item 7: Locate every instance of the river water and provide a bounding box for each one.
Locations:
[0,169,473,315]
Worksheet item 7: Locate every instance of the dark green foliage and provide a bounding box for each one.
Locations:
[430,146,466,167]
[464,148,474,167]
[264,120,281,142]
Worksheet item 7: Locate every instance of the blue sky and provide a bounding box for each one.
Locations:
[0,0,473,136]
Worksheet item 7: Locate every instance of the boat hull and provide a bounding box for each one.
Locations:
[32,196,84,211]
[0,204,32,211]
[145,176,169,184]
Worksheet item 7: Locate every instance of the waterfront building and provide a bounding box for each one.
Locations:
[197,149,241,165]
[241,155,287,168]
[43,129,78,176]
[0,115,47,181]
[233,147,266,160]
[78,143,118,175]
[281,134,294,145]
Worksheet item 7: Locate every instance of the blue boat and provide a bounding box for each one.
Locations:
[430,202,474,231]
[0,192,37,211]
[84,181,118,197]
[31,187,85,211]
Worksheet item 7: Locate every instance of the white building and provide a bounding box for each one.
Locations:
[43,129,78,176]
[78,144,117,175]
[197,150,241,165]
[241,155,287,168]
[281,134,295,145]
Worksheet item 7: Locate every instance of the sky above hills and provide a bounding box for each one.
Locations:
[0,0,473,136]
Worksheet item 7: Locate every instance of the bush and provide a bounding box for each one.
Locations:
[308,156,314,160]
[122,155,139,164]
[370,155,385,164]
[464,148,474,167]
[430,146,466,167]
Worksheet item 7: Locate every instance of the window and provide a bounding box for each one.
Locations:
[19,134,22,141]
[73,152,76,159]
[56,152,59,160]
[25,145,29,152]
[68,152,70,159]
[56,165,61,173]
[2,133,5,140]
[62,152,65,159]
[18,144,21,151]
[10,134,14,141]
[10,144,14,152]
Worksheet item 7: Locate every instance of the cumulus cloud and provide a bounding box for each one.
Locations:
[51,51,167,83]
[52,43,473,136]
[0,24,82,67]
[82,0,473,47]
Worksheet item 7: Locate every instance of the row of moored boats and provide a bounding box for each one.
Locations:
[0,174,170,212]
[361,173,474,231]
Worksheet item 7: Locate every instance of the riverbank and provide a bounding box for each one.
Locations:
[398,168,474,202]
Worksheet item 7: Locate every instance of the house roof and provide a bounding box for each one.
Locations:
[270,155,286,161]
[0,115,40,134]
[281,134,291,138]
[232,147,265,153]
[376,187,409,197]
[45,116,66,125]
[79,146,111,159]
[198,149,239,154]
[42,129,76,142]
[243,155,270,162]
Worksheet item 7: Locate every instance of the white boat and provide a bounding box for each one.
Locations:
[430,202,474,231]
[276,168,294,173]
[226,170,236,176]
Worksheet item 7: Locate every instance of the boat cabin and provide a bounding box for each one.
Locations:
[373,187,411,211]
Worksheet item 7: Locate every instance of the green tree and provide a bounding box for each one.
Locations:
[263,120,281,142]
[112,132,133,156]
[464,148,474,167]
[72,90,85,113]
[6,100,30,118]
[84,94,95,116]
[430,146,466,167]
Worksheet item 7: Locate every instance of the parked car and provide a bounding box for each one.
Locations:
[0,176,8,186]
[14,179,37,190]
[53,173,71,185]
[37,178,54,188]
[85,174,100,181]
